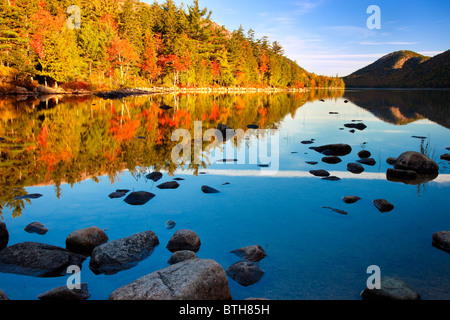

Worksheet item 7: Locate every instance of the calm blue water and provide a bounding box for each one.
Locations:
[1,90,449,300]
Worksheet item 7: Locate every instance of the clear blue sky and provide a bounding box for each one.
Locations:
[147,0,450,76]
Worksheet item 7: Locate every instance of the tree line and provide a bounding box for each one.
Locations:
[0,0,344,89]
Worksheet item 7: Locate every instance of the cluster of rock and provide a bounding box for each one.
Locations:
[5,85,91,96]
[0,218,276,300]
[109,229,231,300]
[226,245,267,287]
[94,88,156,100]
[305,139,449,300]
[0,223,239,300]
[94,86,309,100]
[386,151,440,185]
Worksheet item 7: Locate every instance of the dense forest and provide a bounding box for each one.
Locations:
[0,0,344,90]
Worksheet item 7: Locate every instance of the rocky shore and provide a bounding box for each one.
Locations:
[0,217,270,300]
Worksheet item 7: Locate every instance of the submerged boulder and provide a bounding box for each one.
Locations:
[230,245,267,262]
[432,231,450,253]
[109,259,231,300]
[394,151,439,174]
[89,231,159,275]
[361,277,420,300]
[24,222,48,235]
[226,261,264,287]
[0,242,86,277]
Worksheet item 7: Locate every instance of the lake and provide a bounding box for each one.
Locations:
[0,89,449,300]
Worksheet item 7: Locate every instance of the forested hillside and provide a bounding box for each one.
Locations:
[343,50,450,88]
[0,0,344,90]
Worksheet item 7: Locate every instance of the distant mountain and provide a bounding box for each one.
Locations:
[343,50,450,88]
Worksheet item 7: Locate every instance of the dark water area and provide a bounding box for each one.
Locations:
[0,89,449,300]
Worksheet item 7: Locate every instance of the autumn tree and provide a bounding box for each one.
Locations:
[107,36,139,85]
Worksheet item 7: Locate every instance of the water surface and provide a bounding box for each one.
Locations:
[0,89,449,300]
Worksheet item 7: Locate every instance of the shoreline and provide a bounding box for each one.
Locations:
[0,85,314,99]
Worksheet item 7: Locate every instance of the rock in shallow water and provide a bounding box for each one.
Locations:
[309,169,330,177]
[123,191,155,206]
[357,158,376,166]
[14,193,43,200]
[322,156,342,164]
[342,196,361,204]
[347,163,365,174]
[322,206,348,215]
[311,144,352,156]
[201,185,220,194]
[361,277,420,300]
[89,231,159,275]
[0,289,9,300]
[166,229,201,253]
[226,261,264,287]
[358,150,371,159]
[394,151,439,174]
[157,181,180,189]
[373,199,394,213]
[165,220,176,230]
[167,250,198,265]
[65,226,109,256]
[38,283,91,300]
[109,259,231,300]
[108,191,127,199]
[322,176,341,181]
[386,157,397,165]
[0,242,86,277]
[344,123,367,131]
[24,222,48,235]
[146,172,163,182]
[432,231,450,253]
[230,245,267,262]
